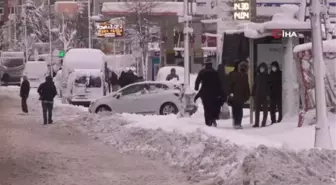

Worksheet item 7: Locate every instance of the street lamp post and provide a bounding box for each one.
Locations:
[310,0,333,149]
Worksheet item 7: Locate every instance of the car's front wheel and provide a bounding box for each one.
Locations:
[160,102,178,115]
[95,105,112,113]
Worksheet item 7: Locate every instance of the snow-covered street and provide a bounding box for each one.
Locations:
[0,87,196,185]
[0,86,335,185]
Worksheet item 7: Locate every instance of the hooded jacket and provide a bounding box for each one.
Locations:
[20,79,30,99]
[228,61,250,104]
[37,76,57,101]
[269,61,282,96]
[252,62,270,98]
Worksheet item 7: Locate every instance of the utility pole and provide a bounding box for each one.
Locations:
[88,0,92,48]
[48,0,53,76]
[310,0,333,149]
[183,0,190,86]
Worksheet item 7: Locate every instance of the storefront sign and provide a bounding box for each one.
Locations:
[95,22,124,38]
[232,0,250,20]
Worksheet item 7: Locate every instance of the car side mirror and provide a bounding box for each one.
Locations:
[115,93,121,99]
[141,88,148,94]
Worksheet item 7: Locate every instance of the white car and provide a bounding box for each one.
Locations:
[88,81,197,115]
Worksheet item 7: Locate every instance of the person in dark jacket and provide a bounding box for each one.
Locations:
[20,76,30,113]
[269,61,282,124]
[104,64,112,93]
[121,70,138,87]
[194,60,224,127]
[2,73,9,86]
[252,62,270,127]
[228,61,250,129]
[166,68,179,81]
[119,71,126,88]
[37,76,57,125]
[111,71,119,92]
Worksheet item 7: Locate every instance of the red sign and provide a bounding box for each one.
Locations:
[55,2,79,15]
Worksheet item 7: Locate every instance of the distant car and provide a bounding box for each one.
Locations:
[88,81,198,115]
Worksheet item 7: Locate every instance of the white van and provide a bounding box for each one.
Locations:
[67,69,107,106]
[22,61,48,88]
[61,48,107,101]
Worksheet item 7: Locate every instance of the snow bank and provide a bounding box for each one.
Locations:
[2,86,335,185]
[62,111,336,185]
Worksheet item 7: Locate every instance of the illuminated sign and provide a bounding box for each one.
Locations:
[232,0,250,21]
[95,22,124,38]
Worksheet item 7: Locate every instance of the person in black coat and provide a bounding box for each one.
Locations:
[269,61,282,124]
[111,71,119,92]
[228,61,250,129]
[121,70,138,87]
[20,76,30,113]
[252,62,270,127]
[194,60,224,127]
[2,73,9,86]
[37,76,57,125]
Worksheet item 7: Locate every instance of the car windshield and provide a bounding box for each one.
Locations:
[1,58,24,68]
[74,74,102,88]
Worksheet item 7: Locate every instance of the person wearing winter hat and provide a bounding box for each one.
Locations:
[252,62,270,127]
[269,61,282,124]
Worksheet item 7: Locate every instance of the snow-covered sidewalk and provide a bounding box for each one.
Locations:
[3,86,335,185]
[0,87,196,185]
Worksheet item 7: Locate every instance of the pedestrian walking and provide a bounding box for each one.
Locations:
[2,73,9,86]
[37,76,57,125]
[166,68,179,81]
[227,61,250,129]
[110,70,119,92]
[104,63,112,93]
[194,60,224,127]
[269,61,283,124]
[20,76,30,113]
[252,62,270,127]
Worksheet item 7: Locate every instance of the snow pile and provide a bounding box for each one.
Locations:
[3,86,335,185]
[62,112,336,185]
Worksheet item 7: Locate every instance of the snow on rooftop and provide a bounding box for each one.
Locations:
[102,2,195,16]
[225,4,311,38]
[63,49,106,70]
[293,39,336,53]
